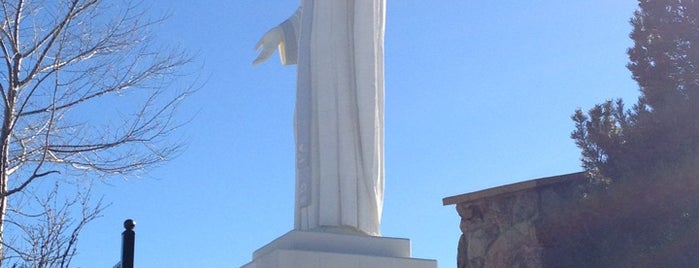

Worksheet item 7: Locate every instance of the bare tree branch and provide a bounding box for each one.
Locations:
[0,0,193,266]
[3,183,104,268]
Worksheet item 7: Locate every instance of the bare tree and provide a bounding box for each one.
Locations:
[0,0,191,266]
[3,183,103,268]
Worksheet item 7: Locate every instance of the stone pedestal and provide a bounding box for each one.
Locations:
[241,230,438,268]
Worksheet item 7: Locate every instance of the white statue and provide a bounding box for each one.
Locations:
[254,0,385,236]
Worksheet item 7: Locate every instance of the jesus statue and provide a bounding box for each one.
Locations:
[254,0,386,236]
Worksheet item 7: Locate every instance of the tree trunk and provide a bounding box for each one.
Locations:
[0,55,19,268]
[0,108,12,268]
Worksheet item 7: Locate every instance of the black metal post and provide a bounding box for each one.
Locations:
[121,219,136,268]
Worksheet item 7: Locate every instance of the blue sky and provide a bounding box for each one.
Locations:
[66,1,641,267]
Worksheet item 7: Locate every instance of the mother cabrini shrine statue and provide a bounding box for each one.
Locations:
[254,0,386,236]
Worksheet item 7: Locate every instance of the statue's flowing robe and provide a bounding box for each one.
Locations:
[278,0,385,236]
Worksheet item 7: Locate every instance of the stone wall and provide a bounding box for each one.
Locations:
[445,173,586,268]
[456,191,541,267]
[444,172,699,268]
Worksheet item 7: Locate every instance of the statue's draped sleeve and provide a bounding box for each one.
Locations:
[279,8,301,65]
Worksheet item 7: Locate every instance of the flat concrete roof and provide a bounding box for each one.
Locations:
[442,172,586,206]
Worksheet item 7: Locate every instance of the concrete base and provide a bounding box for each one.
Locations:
[241,230,438,268]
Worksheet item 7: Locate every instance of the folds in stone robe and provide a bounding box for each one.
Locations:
[276,0,385,236]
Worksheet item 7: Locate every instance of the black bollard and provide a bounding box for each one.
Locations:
[121,219,136,268]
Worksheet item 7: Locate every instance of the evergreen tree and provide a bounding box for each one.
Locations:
[573,0,699,181]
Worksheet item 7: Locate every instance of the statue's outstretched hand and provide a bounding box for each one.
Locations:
[253,27,283,65]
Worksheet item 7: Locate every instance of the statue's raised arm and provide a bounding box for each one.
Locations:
[253,8,301,66]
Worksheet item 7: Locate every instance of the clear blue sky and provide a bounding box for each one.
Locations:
[68,1,640,267]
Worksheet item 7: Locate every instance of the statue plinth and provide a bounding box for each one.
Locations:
[241,230,438,268]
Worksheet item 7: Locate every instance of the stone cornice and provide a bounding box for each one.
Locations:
[442,172,586,206]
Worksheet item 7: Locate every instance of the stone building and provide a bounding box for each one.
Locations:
[443,172,699,268]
